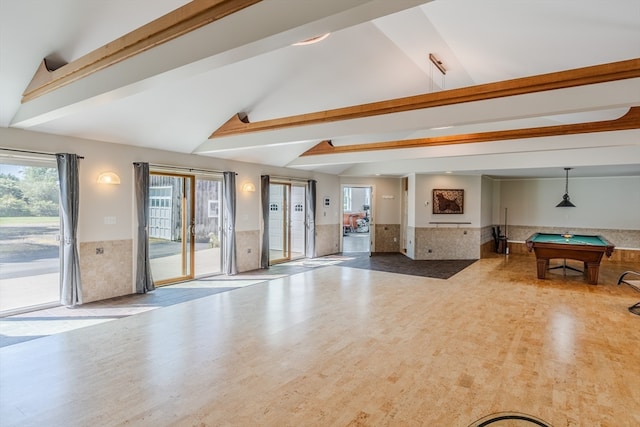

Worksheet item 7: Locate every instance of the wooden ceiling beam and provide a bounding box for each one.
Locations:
[210,58,640,139]
[22,0,261,103]
[301,106,640,156]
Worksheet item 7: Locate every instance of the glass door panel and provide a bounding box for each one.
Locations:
[0,162,60,314]
[149,173,193,284]
[290,184,306,260]
[194,176,222,277]
[268,183,289,264]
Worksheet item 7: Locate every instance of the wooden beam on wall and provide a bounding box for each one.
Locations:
[210,58,640,139]
[22,0,262,103]
[301,106,640,156]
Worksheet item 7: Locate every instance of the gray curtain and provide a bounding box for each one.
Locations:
[133,162,155,293]
[260,175,270,268]
[56,153,83,306]
[306,179,317,258]
[223,171,237,275]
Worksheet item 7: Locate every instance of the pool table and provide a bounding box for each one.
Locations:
[525,233,615,285]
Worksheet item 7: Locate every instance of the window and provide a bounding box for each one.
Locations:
[208,200,219,218]
[149,186,172,240]
[343,187,352,211]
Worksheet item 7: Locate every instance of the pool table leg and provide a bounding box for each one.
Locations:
[585,262,599,285]
[536,259,548,279]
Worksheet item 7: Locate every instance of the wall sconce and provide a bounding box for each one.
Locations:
[97,172,121,185]
[242,182,256,192]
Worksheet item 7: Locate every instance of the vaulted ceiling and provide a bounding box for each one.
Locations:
[1,0,639,178]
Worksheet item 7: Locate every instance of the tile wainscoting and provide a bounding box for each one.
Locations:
[374,224,400,253]
[79,240,133,303]
[235,230,261,272]
[316,224,341,256]
[407,226,480,260]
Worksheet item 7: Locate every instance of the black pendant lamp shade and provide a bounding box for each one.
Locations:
[556,168,576,207]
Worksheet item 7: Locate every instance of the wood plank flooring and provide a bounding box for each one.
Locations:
[1,254,639,426]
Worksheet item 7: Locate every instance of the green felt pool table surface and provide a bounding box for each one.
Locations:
[528,233,609,246]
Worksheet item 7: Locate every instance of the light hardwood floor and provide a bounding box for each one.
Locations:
[1,254,639,426]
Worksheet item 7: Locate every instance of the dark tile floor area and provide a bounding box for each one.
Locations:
[338,252,477,279]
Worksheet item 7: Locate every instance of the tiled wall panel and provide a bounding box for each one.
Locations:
[316,224,341,256]
[414,227,480,260]
[374,224,400,253]
[79,240,132,303]
[236,230,260,272]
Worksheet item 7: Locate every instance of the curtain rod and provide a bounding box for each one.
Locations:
[143,163,227,175]
[269,175,311,183]
[1,148,84,159]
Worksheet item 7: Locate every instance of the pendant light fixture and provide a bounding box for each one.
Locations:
[556,167,576,207]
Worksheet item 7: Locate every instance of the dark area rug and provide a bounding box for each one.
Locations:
[337,252,477,279]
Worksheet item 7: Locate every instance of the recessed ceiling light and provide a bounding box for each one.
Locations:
[292,33,331,46]
[445,171,453,174]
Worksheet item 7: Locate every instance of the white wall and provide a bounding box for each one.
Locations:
[315,174,341,225]
[0,128,338,241]
[492,180,502,225]
[500,176,640,230]
[480,176,494,227]
[407,173,416,226]
[414,174,482,227]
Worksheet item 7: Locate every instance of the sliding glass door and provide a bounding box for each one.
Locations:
[268,182,306,264]
[149,172,223,285]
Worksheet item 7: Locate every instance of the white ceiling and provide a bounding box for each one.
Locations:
[1,0,639,179]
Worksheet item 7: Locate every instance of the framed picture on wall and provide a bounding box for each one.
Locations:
[433,189,464,214]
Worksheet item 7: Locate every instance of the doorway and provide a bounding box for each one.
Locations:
[342,186,372,254]
[149,172,223,285]
[268,182,306,265]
